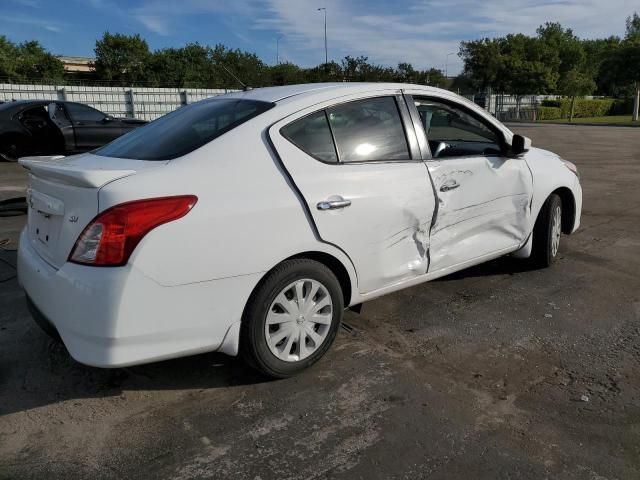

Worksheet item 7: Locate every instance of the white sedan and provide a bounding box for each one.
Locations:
[17,83,582,377]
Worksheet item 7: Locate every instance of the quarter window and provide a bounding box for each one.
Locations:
[327,97,410,162]
[281,111,337,163]
[414,98,503,158]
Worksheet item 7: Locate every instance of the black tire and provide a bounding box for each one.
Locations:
[240,259,344,378]
[0,135,26,162]
[531,193,562,268]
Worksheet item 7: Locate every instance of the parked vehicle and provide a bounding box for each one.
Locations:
[17,83,582,377]
[0,100,146,162]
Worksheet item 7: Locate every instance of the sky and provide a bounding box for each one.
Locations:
[3,0,638,74]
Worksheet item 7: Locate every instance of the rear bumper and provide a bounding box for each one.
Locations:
[17,229,261,367]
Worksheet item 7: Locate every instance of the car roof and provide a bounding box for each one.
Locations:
[222,82,445,103]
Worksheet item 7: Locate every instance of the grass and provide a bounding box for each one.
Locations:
[540,115,640,126]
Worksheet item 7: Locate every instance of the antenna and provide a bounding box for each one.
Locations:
[216,62,249,91]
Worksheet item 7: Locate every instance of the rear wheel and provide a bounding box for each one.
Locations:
[241,259,343,378]
[531,193,562,268]
[0,135,26,162]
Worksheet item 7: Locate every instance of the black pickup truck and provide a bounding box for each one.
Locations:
[0,100,146,161]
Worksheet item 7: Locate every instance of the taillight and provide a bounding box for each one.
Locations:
[69,195,197,267]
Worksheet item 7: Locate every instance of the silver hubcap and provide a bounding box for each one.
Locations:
[551,205,562,257]
[265,279,333,362]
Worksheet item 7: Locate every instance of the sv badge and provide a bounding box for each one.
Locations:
[68,215,79,223]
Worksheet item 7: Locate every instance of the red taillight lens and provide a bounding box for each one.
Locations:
[69,195,198,267]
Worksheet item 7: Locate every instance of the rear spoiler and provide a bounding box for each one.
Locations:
[19,156,136,189]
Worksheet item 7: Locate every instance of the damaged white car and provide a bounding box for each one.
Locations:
[17,83,582,377]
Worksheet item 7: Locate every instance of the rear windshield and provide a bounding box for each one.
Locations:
[96,98,274,160]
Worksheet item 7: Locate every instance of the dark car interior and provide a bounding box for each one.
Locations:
[17,105,65,155]
[415,100,504,158]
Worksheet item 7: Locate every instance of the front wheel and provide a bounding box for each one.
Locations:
[240,259,344,378]
[531,193,562,268]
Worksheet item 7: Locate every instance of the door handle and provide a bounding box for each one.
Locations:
[317,198,352,210]
[440,181,460,192]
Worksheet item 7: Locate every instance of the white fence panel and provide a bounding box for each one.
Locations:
[0,84,235,120]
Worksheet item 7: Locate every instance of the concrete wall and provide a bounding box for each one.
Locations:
[0,84,237,121]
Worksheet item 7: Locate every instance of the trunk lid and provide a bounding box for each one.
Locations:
[20,153,164,269]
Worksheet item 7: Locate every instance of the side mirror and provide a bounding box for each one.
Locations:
[103,115,113,123]
[511,134,531,156]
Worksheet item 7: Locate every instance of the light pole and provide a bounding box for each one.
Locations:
[276,35,283,65]
[445,51,456,78]
[317,7,327,65]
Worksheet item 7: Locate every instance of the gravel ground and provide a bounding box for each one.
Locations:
[0,124,639,479]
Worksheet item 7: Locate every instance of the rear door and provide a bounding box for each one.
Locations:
[65,102,122,150]
[406,94,533,272]
[270,93,436,294]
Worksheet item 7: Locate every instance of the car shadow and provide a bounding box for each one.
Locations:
[0,251,537,416]
[435,255,539,282]
[0,251,272,416]
[0,335,271,416]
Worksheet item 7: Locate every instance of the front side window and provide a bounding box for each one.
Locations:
[97,99,274,160]
[65,103,107,122]
[414,98,503,158]
[281,110,337,163]
[327,97,410,162]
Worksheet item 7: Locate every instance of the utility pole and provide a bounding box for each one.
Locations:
[317,7,327,65]
[276,35,283,65]
[445,52,456,78]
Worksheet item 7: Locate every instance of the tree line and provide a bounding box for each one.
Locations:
[0,12,638,104]
[458,13,640,101]
[0,32,447,89]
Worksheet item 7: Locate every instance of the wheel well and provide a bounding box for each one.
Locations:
[287,251,353,306]
[552,187,576,234]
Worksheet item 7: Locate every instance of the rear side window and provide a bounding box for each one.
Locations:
[97,99,274,160]
[281,111,337,163]
[65,102,106,122]
[327,97,410,162]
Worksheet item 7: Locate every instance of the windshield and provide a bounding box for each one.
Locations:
[96,98,274,160]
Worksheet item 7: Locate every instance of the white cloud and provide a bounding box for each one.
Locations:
[90,0,638,72]
[3,14,65,33]
[254,0,636,71]
[134,14,170,35]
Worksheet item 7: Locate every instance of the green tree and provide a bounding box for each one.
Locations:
[147,43,214,87]
[209,44,269,88]
[93,32,150,85]
[419,68,446,87]
[0,36,64,83]
[536,23,586,90]
[583,36,621,94]
[560,69,597,121]
[626,12,640,41]
[459,38,504,91]
[607,43,640,120]
[0,36,19,80]
[268,62,308,86]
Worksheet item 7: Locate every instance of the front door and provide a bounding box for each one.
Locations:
[270,94,436,294]
[65,102,121,150]
[408,95,533,272]
[47,103,74,153]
